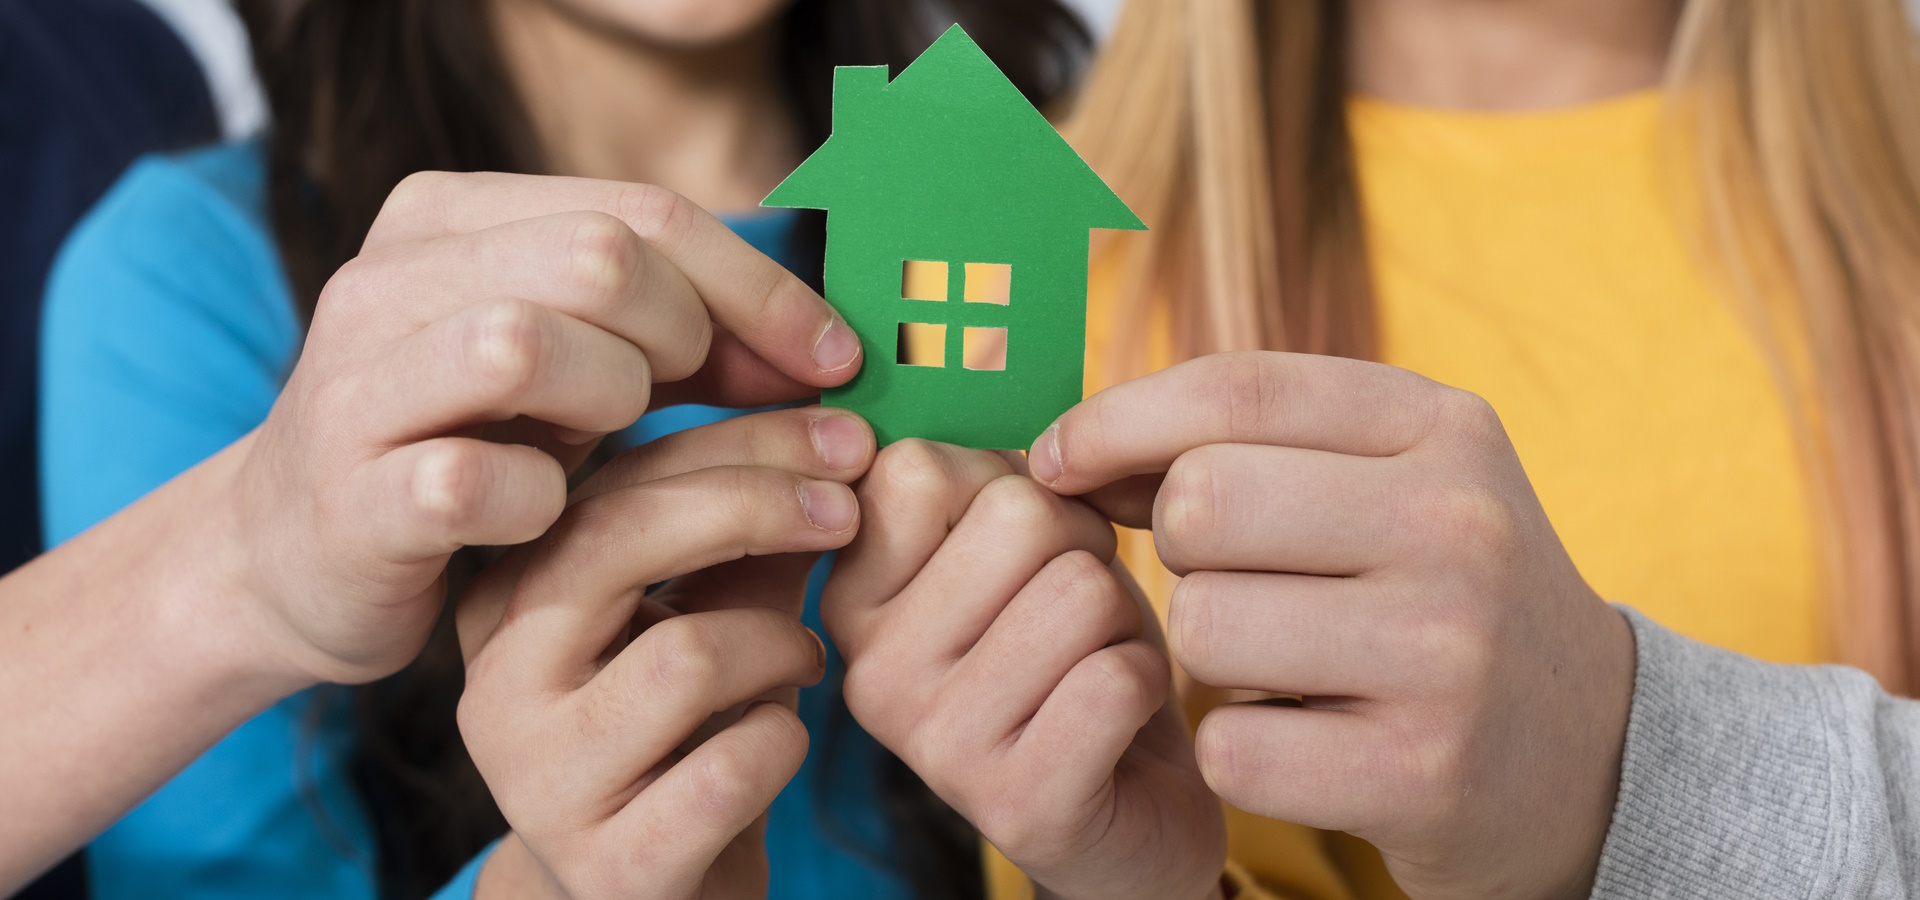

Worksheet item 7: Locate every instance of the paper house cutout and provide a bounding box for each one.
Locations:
[763,24,1144,450]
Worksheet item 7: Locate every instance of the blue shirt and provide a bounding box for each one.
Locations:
[40,141,910,900]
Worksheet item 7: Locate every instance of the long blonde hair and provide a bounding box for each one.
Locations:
[1066,0,1920,693]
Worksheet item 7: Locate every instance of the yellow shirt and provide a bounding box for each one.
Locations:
[989,91,1823,899]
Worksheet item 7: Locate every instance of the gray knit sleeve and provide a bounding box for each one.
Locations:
[1589,607,1920,898]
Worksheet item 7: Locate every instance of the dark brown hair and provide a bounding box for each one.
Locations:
[238,1,1092,897]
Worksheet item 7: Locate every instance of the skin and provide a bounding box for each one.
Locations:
[821,442,1228,900]
[1028,353,1637,900]
[488,0,801,209]
[1346,0,1679,110]
[463,1,835,891]
[0,169,859,893]
[457,406,878,900]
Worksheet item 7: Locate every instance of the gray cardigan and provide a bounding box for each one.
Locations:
[1592,608,1920,898]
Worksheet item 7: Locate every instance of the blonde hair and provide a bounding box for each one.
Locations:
[1065,0,1920,692]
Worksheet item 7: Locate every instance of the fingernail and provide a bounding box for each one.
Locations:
[1028,423,1063,485]
[798,481,857,532]
[806,628,827,669]
[808,413,867,470]
[812,316,861,373]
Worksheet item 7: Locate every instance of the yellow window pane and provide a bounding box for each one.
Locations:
[897,322,946,367]
[963,327,1006,371]
[901,260,948,301]
[963,262,1011,305]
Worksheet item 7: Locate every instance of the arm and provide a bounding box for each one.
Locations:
[0,437,301,891]
[1593,608,1918,898]
[2,171,860,893]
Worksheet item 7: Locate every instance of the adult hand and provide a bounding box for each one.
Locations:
[457,406,876,899]
[1029,352,1636,900]
[223,172,862,688]
[822,441,1227,900]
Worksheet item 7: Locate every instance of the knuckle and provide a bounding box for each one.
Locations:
[1402,485,1520,563]
[974,475,1059,534]
[719,468,780,544]
[689,742,758,819]
[1208,352,1284,442]
[643,616,725,696]
[613,182,690,245]
[1038,551,1126,630]
[462,298,548,398]
[316,254,378,312]
[384,171,455,221]
[545,491,630,566]
[901,709,967,780]
[1395,714,1476,823]
[1427,386,1504,446]
[1156,450,1221,553]
[839,661,889,723]
[562,212,644,318]
[408,441,488,526]
[1082,647,1156,714]
[871,439,955,505]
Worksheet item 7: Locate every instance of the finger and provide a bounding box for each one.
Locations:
[1014,640,1170,812]
[646,326,820,410]
[1078,473,1162,529]
[1194,703,1395,834]
[363,172,860,385]
[885,478,1118,662]
[1168,570,1403,697]
[1030,352,1443,495]
[1154,443,1404,576]
[455,544,535,661]
[349,297,653,446]
[944,551,1143,740]
[650,554,822,617]
[326,210,710,381]
[354,438,566,563]
[495,467,857,689]
[578,608,823,775]
[476,416,601,473]
[575,407,875,503]
[601,700,808,893]
[821,441,1014,655]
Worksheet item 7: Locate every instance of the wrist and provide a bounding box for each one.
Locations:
[473,833,570,899]
[158,434,320,701]
[1546,599,1636,899]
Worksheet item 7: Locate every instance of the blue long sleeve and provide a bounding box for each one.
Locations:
[41,144,381,899]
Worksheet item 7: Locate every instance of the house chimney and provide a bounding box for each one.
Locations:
[832,66,888,132]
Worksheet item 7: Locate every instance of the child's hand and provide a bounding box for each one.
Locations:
[1029,352,1636,900]
[821,441,1227,900]
[456,407,875,899]
[221,173,862,690]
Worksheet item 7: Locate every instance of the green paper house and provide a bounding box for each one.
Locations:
[764,24,1144,450]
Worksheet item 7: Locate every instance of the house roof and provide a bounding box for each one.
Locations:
[763,24,1144,234]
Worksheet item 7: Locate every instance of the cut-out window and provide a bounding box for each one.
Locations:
[963,327,1007,371]
[963,263,1011,305]
[897,322,946,367]
[901,260,948,301]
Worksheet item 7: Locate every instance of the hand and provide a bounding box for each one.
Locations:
[456,406,877,899]
[218,172,862,688]
[1029,352,1637,900]
[822,441,1227,900]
